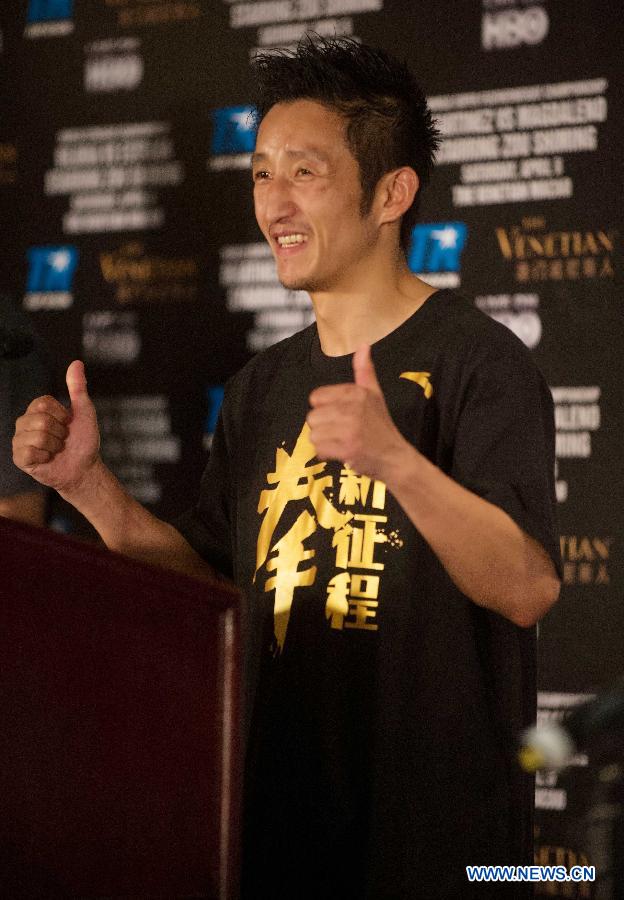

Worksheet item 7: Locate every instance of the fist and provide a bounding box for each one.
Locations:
[307,344,407,480]
[13,360,101,494]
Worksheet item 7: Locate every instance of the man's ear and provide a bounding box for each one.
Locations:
[376,167,419,226]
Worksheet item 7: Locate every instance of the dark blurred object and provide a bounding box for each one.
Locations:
[0,516,241,899]
[0,324,35,360]
[519,681,624,900]
[0,294,49,524]
[586,761,624,900]
[519,679,624,772]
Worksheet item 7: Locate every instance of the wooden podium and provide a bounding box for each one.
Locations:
[0,516,241,899]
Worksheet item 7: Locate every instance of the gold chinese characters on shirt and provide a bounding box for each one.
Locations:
[255,421,403,653]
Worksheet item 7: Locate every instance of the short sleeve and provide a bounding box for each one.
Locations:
[449,336,562,579]
[174,404,234,579]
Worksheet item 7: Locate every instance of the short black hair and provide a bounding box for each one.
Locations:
[252,36,440,254]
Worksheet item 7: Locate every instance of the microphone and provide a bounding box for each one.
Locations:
[519,680,624,772]
[0,326,35,360]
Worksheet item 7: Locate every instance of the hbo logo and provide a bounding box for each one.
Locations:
[482,6,550,50]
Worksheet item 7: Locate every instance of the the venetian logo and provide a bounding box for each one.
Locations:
[100,241,199,304]
[496,216,616,283]
[559,535,611,586]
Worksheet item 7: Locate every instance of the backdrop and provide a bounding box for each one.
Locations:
[1,1,621,893]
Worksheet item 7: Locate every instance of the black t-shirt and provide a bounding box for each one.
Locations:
[177,290,560,898]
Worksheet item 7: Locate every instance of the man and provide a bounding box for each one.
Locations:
[1,293,47,525]
[14,38,560,898]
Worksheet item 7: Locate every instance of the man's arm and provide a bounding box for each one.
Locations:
[59,459,219,581]
[380,441,560,627]
[12,360,218,582]
[307,345,560,628]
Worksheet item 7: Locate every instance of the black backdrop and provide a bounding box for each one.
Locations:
[1,1,621,892]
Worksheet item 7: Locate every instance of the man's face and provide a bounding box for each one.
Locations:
[252,99,377,294]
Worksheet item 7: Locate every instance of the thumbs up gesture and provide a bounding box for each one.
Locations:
[307,345,407,480]
[13,360,101,495]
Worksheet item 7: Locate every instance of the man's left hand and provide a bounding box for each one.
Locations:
[307,344,408,480]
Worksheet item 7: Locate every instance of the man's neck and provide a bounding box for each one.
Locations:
[310,263,437,357]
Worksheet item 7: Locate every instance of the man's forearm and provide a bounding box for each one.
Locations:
[382,442,560,627]
[60,459,217,582]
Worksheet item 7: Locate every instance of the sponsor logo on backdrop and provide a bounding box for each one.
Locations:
[220,242,314,351]
[407,222,467,289]
[24,245,78,311]
[0,143,18,186]
[534,838,593,900]
[475,293,541,348]
[429,77,608,208]
[99,241,199,304]
[551,385,602,504]
[481,1,549,51]
[560,536,612,587]
[45,122,184,234]
[209,106,257,172]
[534,692,592,813]
[82,310,141,364]
[496,216,616,284]
[95,394,181,504]
[102,0,202,28]
[203,386,225,450]
[224,0,383,59]
[84,38,144,93]
[25,0,74,38]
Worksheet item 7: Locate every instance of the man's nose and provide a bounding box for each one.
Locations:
[260,174,298,222]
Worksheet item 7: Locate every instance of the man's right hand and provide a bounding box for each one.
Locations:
[13,360,101,496]
[13,359,220,582]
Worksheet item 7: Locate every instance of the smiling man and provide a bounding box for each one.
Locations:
[14,37,560,898]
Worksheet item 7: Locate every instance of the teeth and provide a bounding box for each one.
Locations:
[277,234,307,246]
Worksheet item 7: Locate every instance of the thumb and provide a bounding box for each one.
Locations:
[66,360,93,414]
[353,344,383,396]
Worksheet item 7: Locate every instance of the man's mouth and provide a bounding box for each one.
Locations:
[276,233,308,247]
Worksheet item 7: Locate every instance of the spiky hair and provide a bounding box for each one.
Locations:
[252,36,440,253]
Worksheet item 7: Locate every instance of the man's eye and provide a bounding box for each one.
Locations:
[253,170,269,181]
[297,167,313,176]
